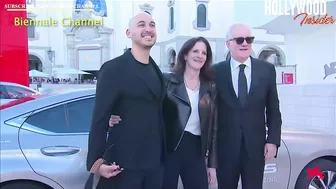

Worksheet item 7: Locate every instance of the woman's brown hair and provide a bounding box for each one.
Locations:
[172,36,214,81]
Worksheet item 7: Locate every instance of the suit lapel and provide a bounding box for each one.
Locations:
[219,62,239,107]
[225,62,239,100]
[134,73,157,98]
[150,58,166,101]
[246,58,260,105]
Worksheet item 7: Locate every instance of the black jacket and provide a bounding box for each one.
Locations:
[86,49,166,171]
[163,72,218,168]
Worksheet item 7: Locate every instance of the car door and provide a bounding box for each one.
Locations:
[261,140,291,189]
[17,96,95,189]
[236,140,291,189]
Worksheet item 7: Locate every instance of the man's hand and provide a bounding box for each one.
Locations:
[264,143,277,160]
[207,168,217,186]
[109,115,121,127]
[98,162,123,178]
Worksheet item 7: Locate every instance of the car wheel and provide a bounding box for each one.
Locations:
[295,158,336,189]
[1,181,49,189]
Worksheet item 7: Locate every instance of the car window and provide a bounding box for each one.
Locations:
[5,85,38,99]
[24,97,95,134]
[66,97,95,133]
[0,85,10,99]
[25,104,68,133]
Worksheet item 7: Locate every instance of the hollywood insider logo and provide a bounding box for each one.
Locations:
[264,0,335,26]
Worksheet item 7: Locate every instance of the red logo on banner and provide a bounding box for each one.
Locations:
[307,167,325,180]
[281,72,294,84]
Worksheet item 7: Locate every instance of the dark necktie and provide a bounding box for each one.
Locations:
[238,64,247,106]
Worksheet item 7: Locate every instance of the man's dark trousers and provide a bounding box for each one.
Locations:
[96,165,164,189]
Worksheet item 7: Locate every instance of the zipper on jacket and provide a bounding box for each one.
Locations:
[205,96,214,158]
[174,104,191,151]
[174,129,186,151]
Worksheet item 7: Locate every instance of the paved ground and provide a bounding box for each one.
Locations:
[92,175,219,189]
[177,177,218,189]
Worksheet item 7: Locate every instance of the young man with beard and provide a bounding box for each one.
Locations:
[86,12,166,189]
[214,23,282,189]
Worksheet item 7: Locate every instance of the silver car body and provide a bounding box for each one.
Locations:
[0,88,335,189]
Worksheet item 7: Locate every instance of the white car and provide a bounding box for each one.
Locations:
[0,82,41,105]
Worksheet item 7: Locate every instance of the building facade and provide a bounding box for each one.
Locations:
[255,0,336,84]
[27,0,287,79]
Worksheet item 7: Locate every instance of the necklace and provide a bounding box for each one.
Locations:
[184,76,200,91]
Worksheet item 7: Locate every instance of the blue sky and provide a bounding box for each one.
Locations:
[233,1,277,27]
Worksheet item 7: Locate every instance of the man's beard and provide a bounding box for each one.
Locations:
[136,41,155,50]
[143,44,154,49]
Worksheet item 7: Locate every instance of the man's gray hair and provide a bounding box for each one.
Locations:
[226,23,252,41]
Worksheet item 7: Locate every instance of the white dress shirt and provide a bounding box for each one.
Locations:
[230,57,252,97]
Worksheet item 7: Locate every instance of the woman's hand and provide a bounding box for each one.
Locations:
[109,115,121,127]
[207,167,217,186]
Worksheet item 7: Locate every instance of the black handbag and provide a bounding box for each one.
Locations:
[84,173,96,189]
[84,143,115,189]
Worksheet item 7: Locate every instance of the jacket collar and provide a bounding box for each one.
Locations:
[166,72,182,84]
[166,72,211,104]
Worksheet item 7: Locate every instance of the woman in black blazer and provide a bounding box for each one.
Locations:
[109,37,218,189]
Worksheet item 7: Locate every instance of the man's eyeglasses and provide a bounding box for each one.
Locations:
[229,37,255,45]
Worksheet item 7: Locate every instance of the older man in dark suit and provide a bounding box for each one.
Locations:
[214,23,282,189]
